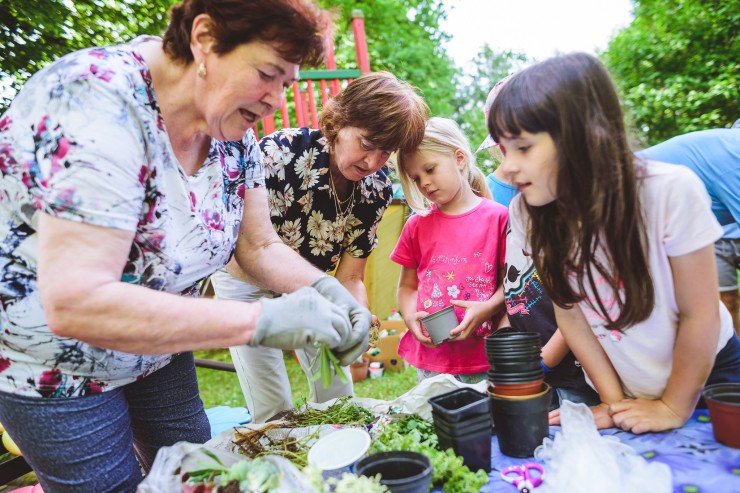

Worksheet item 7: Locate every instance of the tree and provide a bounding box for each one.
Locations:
[0,0,173,110]
[451,45,527,175]
[602,0,739,145]
[320,0,459,116]
[1,0,460,118]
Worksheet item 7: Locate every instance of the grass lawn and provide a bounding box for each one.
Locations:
[195,349,418,410]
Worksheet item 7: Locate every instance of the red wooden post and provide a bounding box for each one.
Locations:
[324,25,342,96]
[262,114,275,136]
[280,101,291,128]
[351,10,370,73]
[301,90,310,127]
[292,82,306,127]
[319,79,328,106]
[306,80,319,129]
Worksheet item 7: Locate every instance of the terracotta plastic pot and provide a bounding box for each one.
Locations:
[488,383,549,400]
[349,356,370,382]
[702,382,740,448]
[491,379,545,396]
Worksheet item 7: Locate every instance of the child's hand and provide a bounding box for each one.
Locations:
[608,398,686,434]
[448,300,492,341]
[406,311,436,348]
[549,402,614,429]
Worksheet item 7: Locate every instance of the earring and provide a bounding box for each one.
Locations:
[197,62,207,78]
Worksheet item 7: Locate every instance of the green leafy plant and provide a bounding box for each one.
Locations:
[185,450,280,492]
[370,415,489,493]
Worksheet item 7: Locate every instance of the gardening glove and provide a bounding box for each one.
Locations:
[251,286,351,350]
[311,275,371,366]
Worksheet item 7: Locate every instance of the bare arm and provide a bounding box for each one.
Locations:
[230,187,324,292]
[610,245,721,433]
[334,253,369,307]
[38,213,259,354]
[541,329,571,369]
[397,266,434,347]
[550,303,624,428]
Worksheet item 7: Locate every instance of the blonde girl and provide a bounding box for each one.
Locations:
[390,117,508,382]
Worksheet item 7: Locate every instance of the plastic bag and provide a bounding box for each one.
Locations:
[534,401,672,493]
[366,373,486,421]
[136,441,315,492]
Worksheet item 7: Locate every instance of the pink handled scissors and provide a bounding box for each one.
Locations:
[501,463,544,492]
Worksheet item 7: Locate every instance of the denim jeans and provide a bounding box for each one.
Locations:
[0,352,210,492]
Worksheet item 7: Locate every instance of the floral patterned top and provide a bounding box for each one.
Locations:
[0,36,264,398]
[260,128,392,272]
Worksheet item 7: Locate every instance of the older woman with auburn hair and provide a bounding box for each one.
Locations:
[212,71,429,423]
[0,0,373,490]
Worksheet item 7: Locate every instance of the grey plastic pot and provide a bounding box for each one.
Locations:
[420,306,458,345]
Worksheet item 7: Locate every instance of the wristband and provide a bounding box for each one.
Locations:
[540,360,552,373]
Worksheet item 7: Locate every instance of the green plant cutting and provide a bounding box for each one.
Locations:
[183,449,280,492]
[311,343,348,389]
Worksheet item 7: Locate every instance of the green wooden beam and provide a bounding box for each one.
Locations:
[299,69,362,81]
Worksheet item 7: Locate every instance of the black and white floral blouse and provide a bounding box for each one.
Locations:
[260,128,393,272]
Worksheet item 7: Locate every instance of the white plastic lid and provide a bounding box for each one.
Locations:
[307,428,371,470]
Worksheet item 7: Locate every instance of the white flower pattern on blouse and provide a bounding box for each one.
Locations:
[0,36,263,398]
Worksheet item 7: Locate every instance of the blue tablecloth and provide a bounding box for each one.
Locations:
[435,410,740,493]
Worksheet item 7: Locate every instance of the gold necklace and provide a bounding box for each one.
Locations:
[329,169,355,219]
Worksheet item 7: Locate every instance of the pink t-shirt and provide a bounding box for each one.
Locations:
[391,199,508,374]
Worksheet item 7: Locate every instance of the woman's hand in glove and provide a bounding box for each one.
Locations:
[250,286,351,350]
[311,275,371,365]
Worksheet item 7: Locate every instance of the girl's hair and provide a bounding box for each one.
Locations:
[320,71,429,155]
[488,52,654,332]
[398,117,491,215]
[162,0,329,67]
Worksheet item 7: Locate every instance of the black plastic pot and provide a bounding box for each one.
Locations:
[486,345,542,356]
[489,360,542,373]
[432,411,492,436]
[435,426,492,472]
[428,388,490,422]
[487,367,545,383]
[490,385,552,458]
[486,331,541,344]
[356,451,433,493]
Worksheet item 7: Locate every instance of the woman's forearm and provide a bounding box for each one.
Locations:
[46,282,260,354]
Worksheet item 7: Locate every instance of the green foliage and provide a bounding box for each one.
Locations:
[451,45,527,175]
[0,0,174,109]
[319,0,459,116]
[602,0,740,145]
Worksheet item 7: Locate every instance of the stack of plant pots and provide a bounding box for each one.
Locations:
[485,328,552,457]
[428,387,492,472]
